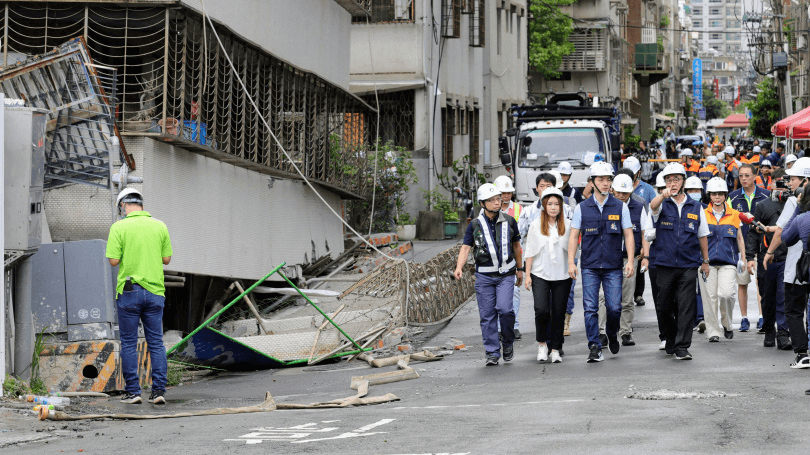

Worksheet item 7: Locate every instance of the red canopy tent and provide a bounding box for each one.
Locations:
[789,118,810,139]
[772,106,810,137]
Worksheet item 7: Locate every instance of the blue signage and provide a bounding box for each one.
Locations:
[692,58,703,112]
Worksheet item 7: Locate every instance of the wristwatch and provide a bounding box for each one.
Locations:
[703,259,710,264]
[642,256,649,260]
[516,266,525,272]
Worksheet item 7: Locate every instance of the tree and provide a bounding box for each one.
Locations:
[702,84,730,121]
[528,0,576,79]
[746,78,781,138]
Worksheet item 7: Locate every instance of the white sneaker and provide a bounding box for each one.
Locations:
[658,340,666,350]
[550,350,562,363]
[537,345,549,362]
[791,354,810,369]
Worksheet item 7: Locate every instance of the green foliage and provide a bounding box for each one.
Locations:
[684,97,692,120]
[166,362,185,387]
[745,78,780,138]
[527,0,576,79]
[420,189,458,221]
[437,156,485,195]
[395,212,414,226]
[656,35,665,54]
[702,84,730,121]
[665,112,676,118]
[343,139,419,234]
[660,15,670,28]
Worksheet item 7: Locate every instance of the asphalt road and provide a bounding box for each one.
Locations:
[7,273,810,454]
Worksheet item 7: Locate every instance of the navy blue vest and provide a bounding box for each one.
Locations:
[624,198,644,255]
[706,209,740,266]
[652,196,703,268]
[579,195,625,269]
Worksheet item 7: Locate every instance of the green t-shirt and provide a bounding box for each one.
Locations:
[106,211,173,297]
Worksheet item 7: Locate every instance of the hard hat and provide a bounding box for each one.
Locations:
[705,177,728,193]
[556,161,573,175]
[760,159,772,167]
[493,175,516,193]
[661,162,687,178]
[706,155,718,165]
[685,176,703,190]
[786,157,810,177]
[785,154,798,165]
[549,170,564,189]
[717,152,725,161]
[477,183,502,202]
[753,145,761,153]
[589,161,614,178]
[611,174,634,193]
[116,187,143,206]
[655,172,666,188]
[679,148,693,157]
[623,156,641,174]
[724,146,736,155]
[540,187,564,203]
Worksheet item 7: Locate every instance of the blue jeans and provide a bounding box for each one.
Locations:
[117,285,168,395]
[567,258,578,315]
[498,285,521,332]
[582,268,622,348]
[475,273,516,358]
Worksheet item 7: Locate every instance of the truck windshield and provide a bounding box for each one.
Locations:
[518,128,604,168]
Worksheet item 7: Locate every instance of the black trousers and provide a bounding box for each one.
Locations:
[784,282,809,353]
[531,275,572,351]
[758,260,784,335]
[635,267,646,299]
[656,266,697,352]
[649,266,665,341]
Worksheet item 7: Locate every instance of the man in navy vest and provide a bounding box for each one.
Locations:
[455,183,523,366]
[568,162,636,363]
[650,163,711,360]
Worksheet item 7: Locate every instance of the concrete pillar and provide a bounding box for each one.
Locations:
[639,83,651,141]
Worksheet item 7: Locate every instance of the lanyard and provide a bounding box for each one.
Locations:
[742,191,754,212]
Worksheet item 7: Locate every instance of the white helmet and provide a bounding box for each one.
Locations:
[611,174,634,193]
[760,159,772,167]
[662,162,687,178]
[477,183,501,202]
[116,187,143,206]
[785,154,798,166]
[549,170,564,189]
[556,161,573,175]
[589,161,614,178]
[786,157,810,177]
[623,156,641,174]
[705,177,728,193]
[493,175,516,193]
[540,187,564,202]
[724,145,736,155]
[679,148,693,157]
[655,172,666,188]
[685,176,704,190]
[717,152,725,161]
[753,145,761,153]
[706,155,718,165]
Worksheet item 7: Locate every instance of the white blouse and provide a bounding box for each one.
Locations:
[524,217,571,281]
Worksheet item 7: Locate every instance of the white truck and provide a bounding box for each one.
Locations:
[498,96,622,205]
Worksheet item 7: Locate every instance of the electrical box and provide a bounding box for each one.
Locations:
[3,107,47,252]
[635,43,659,69]
[29,240,118,341]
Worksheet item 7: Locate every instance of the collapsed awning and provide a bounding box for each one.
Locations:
[772,106,810,137]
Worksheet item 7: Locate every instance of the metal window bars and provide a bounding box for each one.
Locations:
[0,37,122,190]
[351,0,415,23]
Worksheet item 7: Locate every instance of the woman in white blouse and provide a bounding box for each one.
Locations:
[524,187,573,363]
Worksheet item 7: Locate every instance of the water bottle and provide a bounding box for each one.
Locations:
[44,397,70,405]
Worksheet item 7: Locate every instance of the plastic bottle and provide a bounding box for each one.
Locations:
[33,404,54,411]
[39,396,70,405]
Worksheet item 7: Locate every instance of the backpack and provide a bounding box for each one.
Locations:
[795,248,810,284]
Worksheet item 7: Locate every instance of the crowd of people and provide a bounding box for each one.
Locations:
[453,137,810,393]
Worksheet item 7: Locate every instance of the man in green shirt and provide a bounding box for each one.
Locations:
[106,188,173,405]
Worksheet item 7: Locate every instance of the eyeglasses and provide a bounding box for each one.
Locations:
[665,176,683,183]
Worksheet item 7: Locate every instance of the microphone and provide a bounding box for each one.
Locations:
[739,212,767,232]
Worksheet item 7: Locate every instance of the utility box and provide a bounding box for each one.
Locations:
[30,240,118,341]
[635,43,659,69]
[3,107,47,252]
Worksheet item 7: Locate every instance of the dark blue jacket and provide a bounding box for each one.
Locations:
[580,195,625,269]
[652,197,703,268]
[728,186,770,239]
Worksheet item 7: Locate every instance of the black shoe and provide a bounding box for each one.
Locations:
[149,390,166,405]
[120,393,142,404]
[709,336,720,342]
[635,296,646,306]
[675,349,692,360]
[503,344,514,362]
[514,329,522,340]
[724,329,734,340]
[485,355,499,366]
[778,336,793,350]
[587,345,604,363]
[621,334,635,346]
[599,333,608,349]
[558,347,565,357]
[607,335,620,354]
[764,331,776,347]
[696,320,706,333]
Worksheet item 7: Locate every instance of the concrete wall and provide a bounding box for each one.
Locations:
[181,0,352,90]
[44,137,345,281]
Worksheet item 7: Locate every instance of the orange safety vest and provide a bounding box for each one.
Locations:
[506,201,522,221]
[685,160,701,176]
[726,160,738,174]
[742,155,761,166]
[756,175,773,191]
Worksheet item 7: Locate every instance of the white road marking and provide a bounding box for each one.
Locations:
[355,418,396,432]
[291,431,386,443]
[225,418,395,445]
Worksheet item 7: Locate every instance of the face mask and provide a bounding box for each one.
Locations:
[688,193,701,201]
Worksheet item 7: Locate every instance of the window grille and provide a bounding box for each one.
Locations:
[469,0,485,47]
[442,107,454,167]
[469,108,479,165]
[559,27,607,71]
[360,90,415,150]
[352,0,414,23]
[441,0,461,38]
